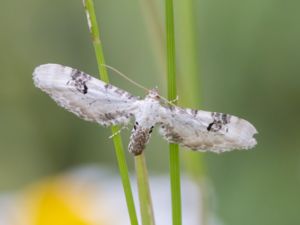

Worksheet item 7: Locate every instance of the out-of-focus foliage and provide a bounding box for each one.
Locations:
[0,0,299,225]
[0,167,202,225]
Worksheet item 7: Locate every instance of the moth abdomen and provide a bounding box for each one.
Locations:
[128,123,153,155]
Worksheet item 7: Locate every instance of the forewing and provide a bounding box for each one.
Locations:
[33,64,140,126]
[158,105,257,153]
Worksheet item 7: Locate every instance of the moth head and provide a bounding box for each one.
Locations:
[147,88,160,100]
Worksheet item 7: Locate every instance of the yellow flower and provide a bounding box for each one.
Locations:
[16,177,111,225]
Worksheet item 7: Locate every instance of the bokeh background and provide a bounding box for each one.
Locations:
[0,0,299,225]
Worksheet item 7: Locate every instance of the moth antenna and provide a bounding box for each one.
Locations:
[101,64,178,107]
[150,85,179,106]
[101,64,149,92]
[159,96,178,107]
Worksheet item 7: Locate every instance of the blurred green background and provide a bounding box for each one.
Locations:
[0,0,299,225]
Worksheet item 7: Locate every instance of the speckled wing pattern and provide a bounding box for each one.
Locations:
[33,64,139,126]
[33,63,257,153]
[158,106,257,153]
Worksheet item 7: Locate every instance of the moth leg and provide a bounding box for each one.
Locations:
[169,95,179,104]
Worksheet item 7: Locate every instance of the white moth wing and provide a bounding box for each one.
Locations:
[158,105,257,153]
[33,64,140,126]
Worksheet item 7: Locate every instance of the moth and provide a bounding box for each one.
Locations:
[33,64,257,155]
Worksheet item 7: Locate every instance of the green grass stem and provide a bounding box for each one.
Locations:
[139,0,207,223]
[165,1,182,225]
[82,1,139,225]
[135,153,156,225]
[138,0,165,79]
[176,1,207,223]
[176,0,206,182]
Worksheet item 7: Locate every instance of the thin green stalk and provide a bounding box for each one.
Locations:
[82,1,139,225]
[176,1,207,223]
[165,1,182,225]
[137,0,166,81]
[176,0,200,106]
[139,0,207,223]
[135,153,155,225]
[169,143,181,225]
[176,0,206,180]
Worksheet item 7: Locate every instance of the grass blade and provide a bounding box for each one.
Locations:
[135,153,156,225]
[176,0,207,223]
[82,1,139,225]
[165,0,182,225]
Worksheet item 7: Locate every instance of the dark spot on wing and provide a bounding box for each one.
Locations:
[222,113,231,124]
[83,84,88,94]
[207,122,214,131]
[207,112,231,132]
[69,69,91,94]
